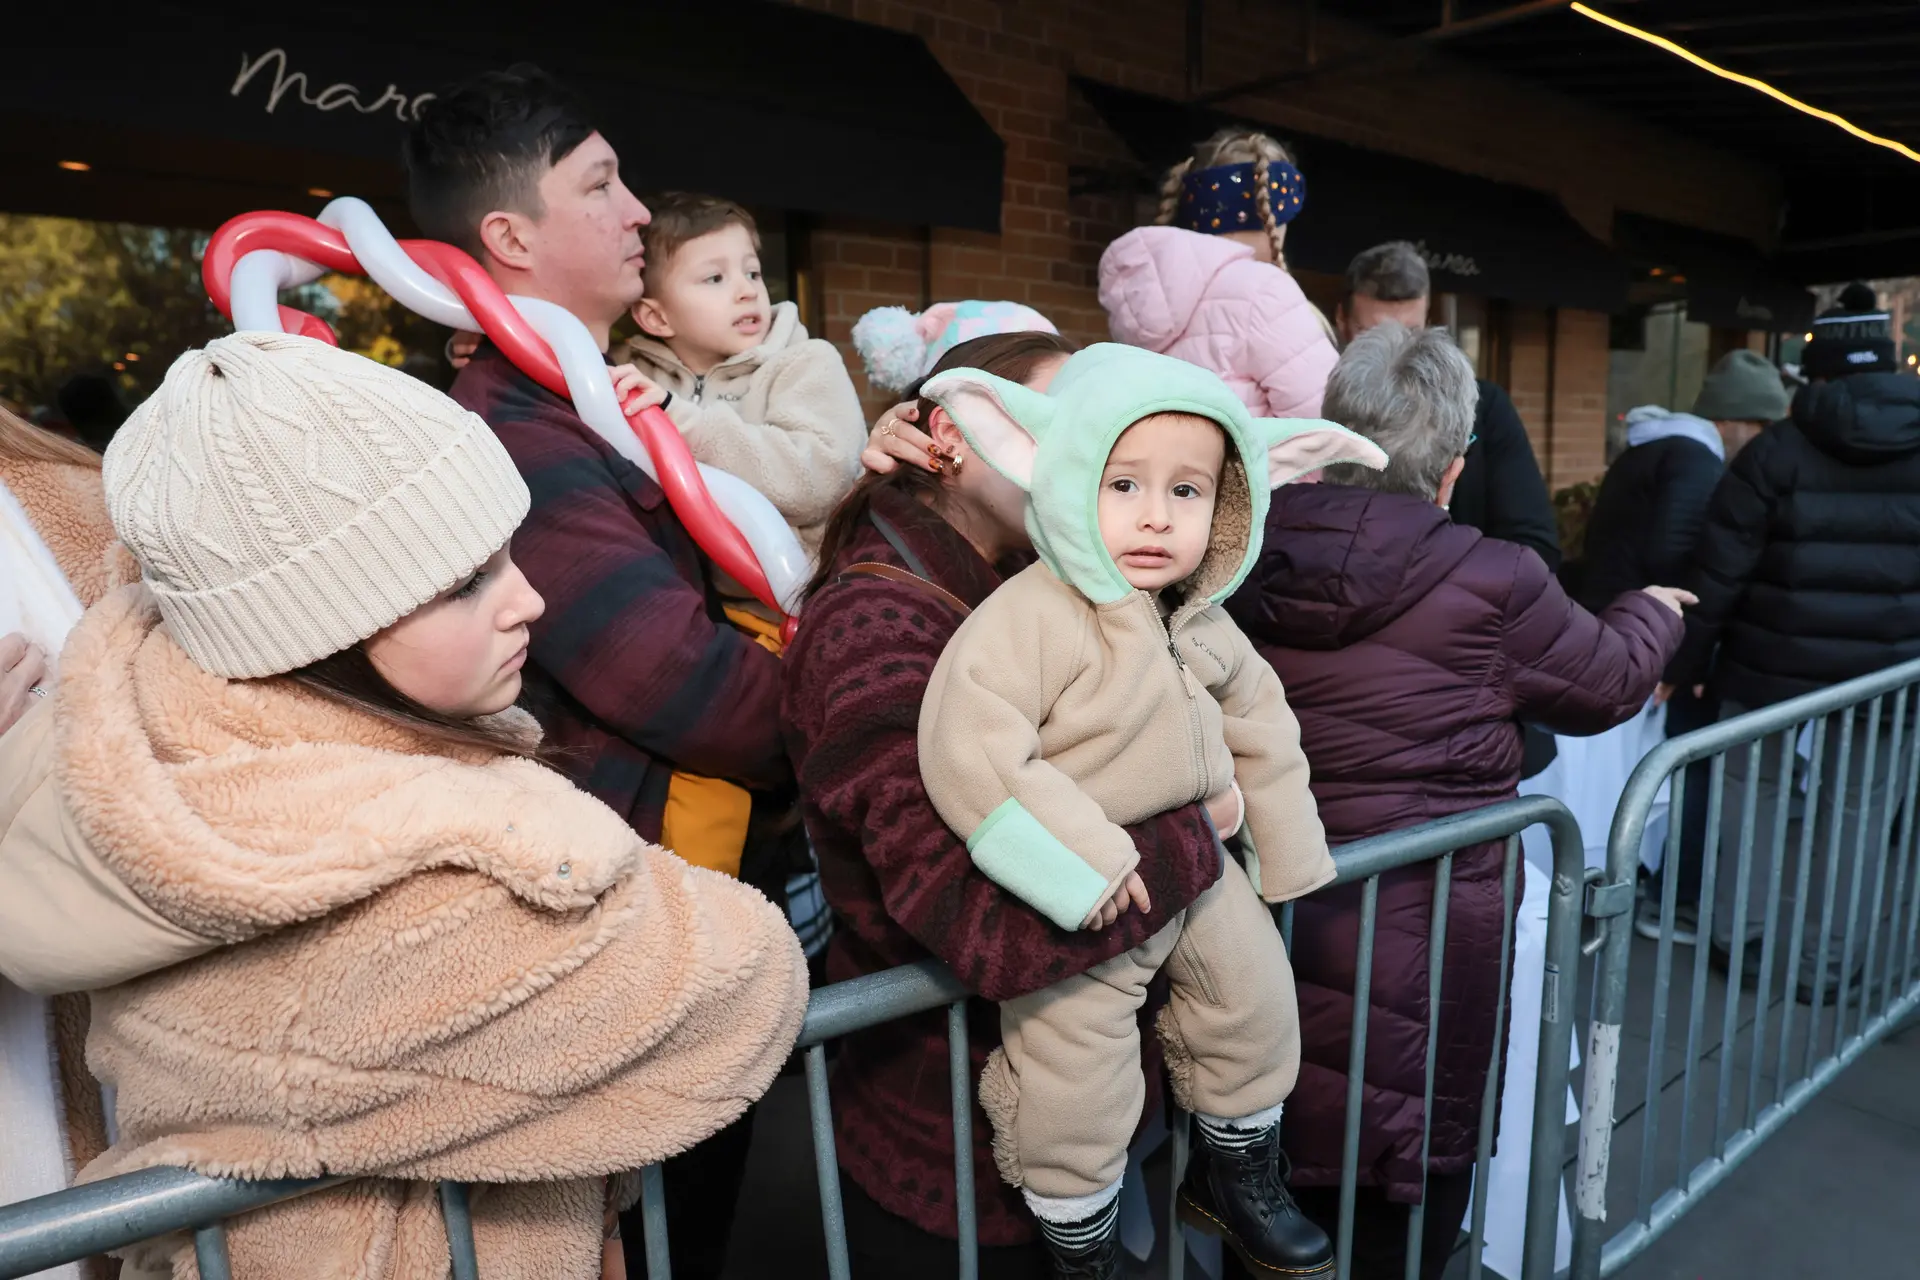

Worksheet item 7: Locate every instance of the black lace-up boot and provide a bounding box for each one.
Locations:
[1177,1123,1334,1276]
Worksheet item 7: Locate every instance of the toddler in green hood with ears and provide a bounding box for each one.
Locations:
[917,342,1386,1279]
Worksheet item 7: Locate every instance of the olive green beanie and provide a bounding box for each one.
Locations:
[1691,349,1790,424]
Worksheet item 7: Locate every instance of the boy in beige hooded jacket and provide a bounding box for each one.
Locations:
[611,194,865,559]
[917,344,1386,1279]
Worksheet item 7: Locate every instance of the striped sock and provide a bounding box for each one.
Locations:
[1195,1101,1284,1153]
[1025,1179,1122,1252]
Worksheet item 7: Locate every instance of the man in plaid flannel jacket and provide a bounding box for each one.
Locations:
[407,66,790,1280]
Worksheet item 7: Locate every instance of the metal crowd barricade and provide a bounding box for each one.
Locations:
[0,796,1585,1280]
[1254,794,1586,1280]
[1574,656,1920,1279]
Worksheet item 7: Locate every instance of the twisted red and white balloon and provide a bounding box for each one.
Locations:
[202,198,809,621]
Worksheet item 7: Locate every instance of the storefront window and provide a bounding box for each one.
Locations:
[1606,301,1711,457]
[1437,292,1491,377]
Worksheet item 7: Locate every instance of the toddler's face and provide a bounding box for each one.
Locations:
[635,222,772,370]
[1097,412,1226,594]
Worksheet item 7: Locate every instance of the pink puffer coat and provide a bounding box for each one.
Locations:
[1098,226,1338,419]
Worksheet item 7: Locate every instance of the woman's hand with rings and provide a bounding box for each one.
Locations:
[862,401,940,476]
[0,632,49,739]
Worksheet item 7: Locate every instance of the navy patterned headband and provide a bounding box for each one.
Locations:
[1176,160,1306,234]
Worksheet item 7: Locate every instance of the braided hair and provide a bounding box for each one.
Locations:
[1155,127,1297,270]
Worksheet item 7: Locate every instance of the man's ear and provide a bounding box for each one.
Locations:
[1260,418,1389,488]
[919,369,1055,490]
[1436,454,1467,508]
[477,209,536,272]
[632,296,675,340]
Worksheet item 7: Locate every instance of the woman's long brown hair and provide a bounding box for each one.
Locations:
[0,404,103,469]
[803,330,1077,601]
[285,644,545,761]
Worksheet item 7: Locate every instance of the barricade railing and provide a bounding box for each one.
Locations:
[1575,656,1920,1279]
[0,796,1585,1280]
[1260,794,1586,1280]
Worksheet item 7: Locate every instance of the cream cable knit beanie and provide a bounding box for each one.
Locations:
[102,332,530,679]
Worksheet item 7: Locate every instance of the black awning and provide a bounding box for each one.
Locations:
[1613,213,1814,333]
[1780,224,1920,289]
[0,1,1003,233]
[1072,78,1629,314]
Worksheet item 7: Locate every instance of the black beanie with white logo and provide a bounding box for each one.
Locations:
[1802,282,1897,379]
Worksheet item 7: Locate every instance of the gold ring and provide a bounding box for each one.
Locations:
[879,419,896,438]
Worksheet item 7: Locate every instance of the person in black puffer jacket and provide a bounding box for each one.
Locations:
[1581,350,1791,941]
[1668,284,1920,988]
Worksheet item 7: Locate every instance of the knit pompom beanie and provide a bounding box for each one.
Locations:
[102,332,530,678]
[851,300,1059,395]
[1802,282,1895,380]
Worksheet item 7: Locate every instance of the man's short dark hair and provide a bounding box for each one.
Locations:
[404,64,598,257]
[1345,241,1431,305]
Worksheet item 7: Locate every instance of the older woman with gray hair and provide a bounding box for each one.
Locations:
[1226,322,1689,1279]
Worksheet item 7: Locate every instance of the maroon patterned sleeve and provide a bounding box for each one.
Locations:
[786,576,1221,1003]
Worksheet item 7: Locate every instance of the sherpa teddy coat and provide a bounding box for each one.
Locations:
[916,344,1385,932]
[617,300,867,552]
[1098,226,1338,421]
[0,447,132,1280]
[0,585,809,1280]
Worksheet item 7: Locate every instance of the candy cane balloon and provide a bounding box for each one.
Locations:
[202,200,811,619]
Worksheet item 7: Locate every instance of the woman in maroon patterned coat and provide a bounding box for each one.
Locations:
[782,333,1233,1278]
[1226,323,1689,1280]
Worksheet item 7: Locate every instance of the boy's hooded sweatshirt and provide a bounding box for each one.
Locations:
[618,300,866,552]
[916,344,1387,931]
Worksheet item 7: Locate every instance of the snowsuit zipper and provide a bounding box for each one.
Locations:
[1156,604,1210,805]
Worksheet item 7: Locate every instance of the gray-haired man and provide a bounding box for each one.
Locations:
[1336,242,1561,570]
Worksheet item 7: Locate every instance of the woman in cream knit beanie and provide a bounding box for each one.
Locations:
[0,332,809,1279]
[103,330,533,681]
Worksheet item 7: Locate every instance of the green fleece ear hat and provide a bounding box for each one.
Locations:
[922,342,1387,605]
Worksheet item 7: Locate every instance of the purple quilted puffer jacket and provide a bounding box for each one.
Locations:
[1227,483,1681,1202]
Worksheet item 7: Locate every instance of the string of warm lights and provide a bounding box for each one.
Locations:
[1571,3,1920,165]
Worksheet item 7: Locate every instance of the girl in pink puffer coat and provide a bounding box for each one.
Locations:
[1099,129,1338,419]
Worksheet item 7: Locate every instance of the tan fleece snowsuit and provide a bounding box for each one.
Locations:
[925,560,1336,1205]
[920,495,1336,1202]
[0,450,134,1280]
[912,345,1380,1204]
[0,586,809,1279]
[617,300,866,554]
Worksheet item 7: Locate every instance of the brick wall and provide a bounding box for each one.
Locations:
[1502,306,1612,489]
[788,0,1770,480]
